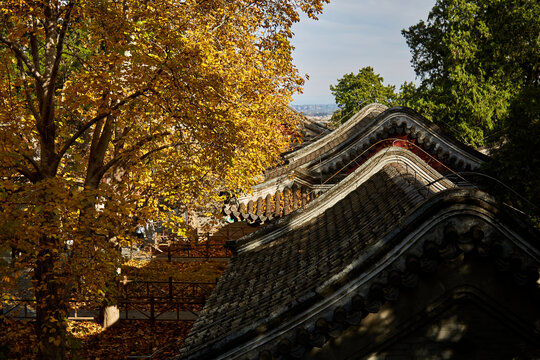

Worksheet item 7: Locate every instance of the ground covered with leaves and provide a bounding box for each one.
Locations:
[1,259,227,359]
[121,259,227,282]
[1,318,193,359]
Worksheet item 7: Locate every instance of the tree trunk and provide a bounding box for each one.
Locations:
[34,236,70,360]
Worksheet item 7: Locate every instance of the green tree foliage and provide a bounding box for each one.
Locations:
[401,0,540,220]
[329,66,398,125]
[483,87,540,218]
[402,0,539,146]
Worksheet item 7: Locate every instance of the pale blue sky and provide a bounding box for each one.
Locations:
[291,0,436,105]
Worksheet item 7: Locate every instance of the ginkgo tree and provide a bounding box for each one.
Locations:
[0,0,328,358]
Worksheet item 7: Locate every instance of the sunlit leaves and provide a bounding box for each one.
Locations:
[0,0,328,356]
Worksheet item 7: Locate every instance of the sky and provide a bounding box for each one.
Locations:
[291,0,436,105]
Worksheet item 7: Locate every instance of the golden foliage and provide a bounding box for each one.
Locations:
[0,0,329,357]
[122,259,226,282]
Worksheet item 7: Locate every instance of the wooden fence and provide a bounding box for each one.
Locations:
[118,278,215,322]
[1,278,216,322]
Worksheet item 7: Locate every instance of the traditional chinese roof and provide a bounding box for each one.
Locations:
[223,105,489,225]
[291,114,331,148]
[179,106,539,360]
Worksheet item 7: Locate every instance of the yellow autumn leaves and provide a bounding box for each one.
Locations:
[0,0,329,356]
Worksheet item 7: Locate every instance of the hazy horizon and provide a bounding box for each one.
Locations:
[290,0,435,105]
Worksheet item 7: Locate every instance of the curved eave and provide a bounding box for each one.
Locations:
[283,103,388,163]
[312,106,489,176]
[229,147,454,254]
[224,105,488,224]
[198,189,540,360]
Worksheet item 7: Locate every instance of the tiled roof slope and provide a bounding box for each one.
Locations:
[180,162,437,359]
[293,116,331,148]
[272,104,388,178]
[224,105,488,225]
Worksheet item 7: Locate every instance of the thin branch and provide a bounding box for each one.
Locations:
[16,58,41,123]
[30,18,41,74]
[140,143,179,161]
[209,1,258,34]
[47,2,75,103]
[57,63,163,162]
[96,154,124,181]
[15,166,38,183]
[21,153,42,177]
[63,46,97,73]
[56,87,149,160]
[0,35,43,83]
[97,131,172,180]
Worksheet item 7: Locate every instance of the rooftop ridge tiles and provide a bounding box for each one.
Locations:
[310,106,488,176]
[180,187,540,360]
[226,105,486,221]
[283,103,388,162]
[259,104,387,181]
[227,147,454,254]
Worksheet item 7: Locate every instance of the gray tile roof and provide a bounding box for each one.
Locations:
[180,163,434,358]
[223,105,488,226]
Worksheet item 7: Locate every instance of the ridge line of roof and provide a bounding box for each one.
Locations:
[235,105,487,205]
[229,147,453,254]
[284,103,388,162]
[206,189,539,360]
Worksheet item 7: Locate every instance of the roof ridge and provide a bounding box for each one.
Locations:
[228,147,453,254]
[181,187,540,360]
[225,106,487,225]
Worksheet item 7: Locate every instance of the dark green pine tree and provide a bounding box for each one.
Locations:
[402,0,539,147]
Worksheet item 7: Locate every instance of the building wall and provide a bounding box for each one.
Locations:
[309,253,540,359]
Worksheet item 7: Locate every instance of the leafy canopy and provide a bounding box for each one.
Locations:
[402,0,539,146]
[329,66,398,125]
[0,0,328,358]
[400,0,540,219]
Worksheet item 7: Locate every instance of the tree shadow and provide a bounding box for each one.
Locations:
[311,255,540,359]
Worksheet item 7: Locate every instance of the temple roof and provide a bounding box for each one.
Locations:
[181,162,433,358]
[179,106,539,360]
[223,105,488,225]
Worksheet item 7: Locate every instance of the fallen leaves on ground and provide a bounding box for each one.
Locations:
[0,317,38,359]
[122,259,227,283]
[1,319,193,360]
[69,320,193,360]
[2,260,223,359]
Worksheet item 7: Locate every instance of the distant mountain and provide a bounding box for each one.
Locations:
[290,104,338,117]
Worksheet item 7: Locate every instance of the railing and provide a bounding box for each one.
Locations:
[1,300,101,321]
[161,242,231,260]
[118,278,215,322]
[2,279,216,322]
[1,300,35,320]
[120,278,215,302]
[124,231,239,261]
